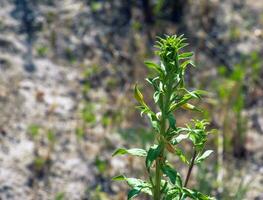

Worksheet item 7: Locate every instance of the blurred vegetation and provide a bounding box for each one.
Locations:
[0,0,262,199]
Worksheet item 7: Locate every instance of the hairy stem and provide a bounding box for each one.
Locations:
[184,150,197,187]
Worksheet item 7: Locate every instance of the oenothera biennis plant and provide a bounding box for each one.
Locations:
[112,35,215,200]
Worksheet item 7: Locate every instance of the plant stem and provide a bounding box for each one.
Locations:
[154,156,162,200]
[184,150,197,187]
[154,137,164,200]
[154,54,174,199]
[154,108,166,200]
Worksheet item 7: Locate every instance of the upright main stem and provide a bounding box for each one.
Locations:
[154,131,164,200]
[154,92,167,200]
[154,156,162,200]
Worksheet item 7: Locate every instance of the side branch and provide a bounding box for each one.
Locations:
[184,150,197,187]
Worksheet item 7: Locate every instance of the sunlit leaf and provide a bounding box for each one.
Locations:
[113,175,152,197]
[175,148,189,164]
[178,52,194,60]
[144,61,162,74]
[181,60,195,69]
[195,150,213,164]
[181,103,202,112]
[134,84,144,105]
[112,175,126,181]
[172,134,189,145]
[112,148,147,157]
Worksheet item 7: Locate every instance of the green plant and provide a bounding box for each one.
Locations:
[27,125,56,172]
[196,162,250,200]
[27,124,41,138]
[27,124,57,198]
[95,156,107,174]
[55,192,65,200]
[75,67,97,141]
[213,51,261,159]
[112,35,215,199]
[213,64,247,159]
[36,45,49,57]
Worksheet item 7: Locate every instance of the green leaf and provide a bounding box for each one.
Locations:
[168,113,176,129]
[128,187,142,199]
[160,180,168,194]
[182,188,216,200]
[113,176,144,188]
[172,134,188,145]
[165,187,181,200]
[181,60,195,69]
[127,178,145,188]
[137,105,151,116]
[116,177,144,189]
[113,175,152,196]
[134,84,144,105]
[147,113,160,131]
[153,91,161,103]
[112,148,147,157]
[178,42,189,50]
[182,188,195,199]
[181,103,203,112]
[178,52,194,60]
[195,150,213,164]
[180,88,201,99]
[175,148,189,165]
[146,77,159,91]
[112,175,126,181]
[169,94,195,112]
[194,90,210,97]
[162,164,182,186]
[146,145,162,169]
[144,61,162,73]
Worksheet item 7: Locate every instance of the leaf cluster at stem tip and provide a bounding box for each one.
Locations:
[112,35,215,200]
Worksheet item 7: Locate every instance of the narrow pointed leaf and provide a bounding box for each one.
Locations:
[168,113,176,129]
[181,60,195,69]
[161,164,181,185]
[112,175,126,181]
[195,150,213,164]
[128,187,142,199]
[134,84,144,104]
[181,103,203,112]
[144,61,162,73]
[178,52,194,60]
[172,134,189,145]
[112,148,147,157]
[146,145,162,169]
[175,148,189,165]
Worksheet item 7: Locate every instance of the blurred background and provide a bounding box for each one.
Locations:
[0,0,262,199]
